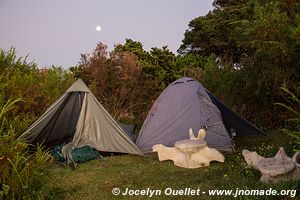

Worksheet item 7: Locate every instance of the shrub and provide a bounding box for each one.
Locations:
[72,43,160,125]
[0,98,52,199]
[0,48,74,121]
[275,87,300,151]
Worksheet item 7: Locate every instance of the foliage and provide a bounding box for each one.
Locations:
[0,98,52,199]
[0,48,36,74]
[71,43,160,125]
[275,87,300,151]
[0,48,73,199]
[115,39,181,87]
[175,54,207,78]
[178,0,300,127]
[179,0,252,64]
[113,39,151,62]
[146,46,180,87]
[0,48,74,124]
[0,99,22,134]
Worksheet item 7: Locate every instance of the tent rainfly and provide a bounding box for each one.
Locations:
[20,79,143,163]
[136,77,265,152]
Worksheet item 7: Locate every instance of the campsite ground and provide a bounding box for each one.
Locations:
[43,131,299,200]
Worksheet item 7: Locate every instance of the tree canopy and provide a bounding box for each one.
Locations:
[178,0,300,126]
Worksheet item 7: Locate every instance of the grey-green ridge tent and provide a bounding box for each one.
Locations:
[20,79,143,163]
[136,77,265,153]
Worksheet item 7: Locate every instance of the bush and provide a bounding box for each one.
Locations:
[0,98,52,199]
[72,43,160,126]
[0,48,75,130]
[275,87,300,151]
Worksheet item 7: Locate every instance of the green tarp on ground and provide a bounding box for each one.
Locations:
[51,144,102,163]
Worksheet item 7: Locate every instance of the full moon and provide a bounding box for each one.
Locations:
[96,26,101,32]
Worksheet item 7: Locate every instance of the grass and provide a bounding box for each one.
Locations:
[43,131,299,200]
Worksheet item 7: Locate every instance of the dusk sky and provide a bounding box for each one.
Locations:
[0,0,214,68]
